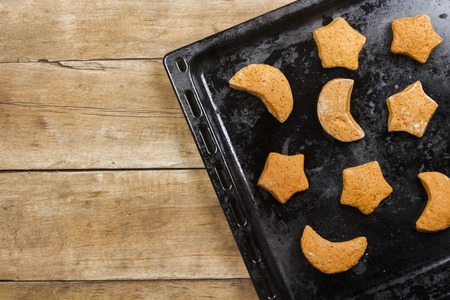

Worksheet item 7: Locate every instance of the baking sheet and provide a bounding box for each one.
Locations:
[164,0,450,298]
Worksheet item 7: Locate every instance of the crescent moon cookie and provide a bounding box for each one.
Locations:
[317,78,365,142]
[391,14,443,63]
[257,153,309,204]
[386,81,438,138]
[300,225,368,274]
[313,18,366,70]
[229,64,293,123]
[416,172,450,233]
[341,161,393,215]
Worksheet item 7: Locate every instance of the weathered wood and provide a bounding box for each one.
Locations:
[0,60,203,169]
[0,170,248,280]
[0,280,257,299]
[0,0,294,62]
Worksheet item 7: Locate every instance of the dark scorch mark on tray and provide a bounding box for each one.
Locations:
[361,0,387,15]
[321,15,333,25]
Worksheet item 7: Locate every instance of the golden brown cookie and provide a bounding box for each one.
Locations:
[317,78,365,142]
[386,81,438,138]
[416,172,450,233]
[300,225,367,274]
[341,161,393,215]
[229,64,293,123]
[313,18,366,70]
[391,14,443,63]
[257,152,308,204]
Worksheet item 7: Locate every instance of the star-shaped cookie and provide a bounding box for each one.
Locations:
[257,153,309,204]
[391,14,443,63]
[340,161,393,215]
[313,18,366,70]
[386,81,438,137]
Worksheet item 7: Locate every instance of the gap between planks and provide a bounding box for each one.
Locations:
[0,279,257,299]
[0,167,205,173]
[0,58,163,63]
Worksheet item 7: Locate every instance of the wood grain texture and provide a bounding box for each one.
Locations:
[0,0,296,297]
[0,170,248,280]
[0,280,257,300]
[0,60,203,169]
[0,0,294,62]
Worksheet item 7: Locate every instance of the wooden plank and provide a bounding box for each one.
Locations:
[0,0,294,62]
[0,280,257,300]
[0,60,203,169]
[0,170,248,280]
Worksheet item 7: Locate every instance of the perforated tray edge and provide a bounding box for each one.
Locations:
[163,2,330,298]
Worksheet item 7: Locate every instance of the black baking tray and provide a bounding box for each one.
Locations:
[164,0,450,299]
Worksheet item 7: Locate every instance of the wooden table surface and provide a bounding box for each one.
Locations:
[0,0,294,298]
